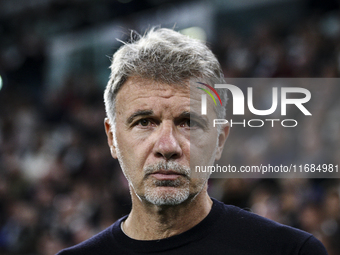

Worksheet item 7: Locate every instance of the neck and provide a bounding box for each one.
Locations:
[122,185,212,240]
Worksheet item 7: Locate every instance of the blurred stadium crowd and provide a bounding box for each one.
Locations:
[1,5,340,255]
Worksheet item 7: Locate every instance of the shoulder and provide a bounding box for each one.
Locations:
[213,199,328,254]
[56,220,122,255]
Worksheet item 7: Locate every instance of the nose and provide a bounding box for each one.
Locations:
[153,122,182,160]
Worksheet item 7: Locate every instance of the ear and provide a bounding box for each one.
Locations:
[104,118,118,159]
[215,123,230,161]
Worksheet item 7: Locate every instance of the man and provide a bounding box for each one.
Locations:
[57,28,328,254]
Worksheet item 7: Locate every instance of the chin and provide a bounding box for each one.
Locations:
[144,186,190,206]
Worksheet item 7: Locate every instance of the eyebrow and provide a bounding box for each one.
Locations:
[127,110,154,124]
[126,110,209,128]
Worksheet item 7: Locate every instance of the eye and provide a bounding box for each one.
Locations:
[138,119,150,126]
[180,119,199,128]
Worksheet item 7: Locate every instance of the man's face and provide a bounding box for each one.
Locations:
[105,77,228,206]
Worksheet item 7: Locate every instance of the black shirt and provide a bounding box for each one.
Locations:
[56,198,328,254]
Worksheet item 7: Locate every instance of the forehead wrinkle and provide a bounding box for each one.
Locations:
[115,77,192,121]
[116,88,190,108]
[118,97,190,123]
[120,77,189,96]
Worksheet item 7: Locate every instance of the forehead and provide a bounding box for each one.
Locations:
[113,77,215,118]
[115,77,199,111]
[117,76,190,97]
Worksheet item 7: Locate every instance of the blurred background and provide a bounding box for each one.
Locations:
[0,0,340,254]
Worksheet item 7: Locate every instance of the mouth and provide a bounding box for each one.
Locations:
[150,170,185,181]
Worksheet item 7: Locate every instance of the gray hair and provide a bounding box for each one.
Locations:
[104,27,227,127]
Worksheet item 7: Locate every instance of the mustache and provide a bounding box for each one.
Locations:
[144,161,191,177]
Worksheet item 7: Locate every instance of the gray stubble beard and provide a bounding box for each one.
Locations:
[143,161,191,206]
[144,178,190,206]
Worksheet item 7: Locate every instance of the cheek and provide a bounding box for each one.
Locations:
[116,129,141,166]
[180,138,191,157]
[115,127,156,173]
[190,131,218,165]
